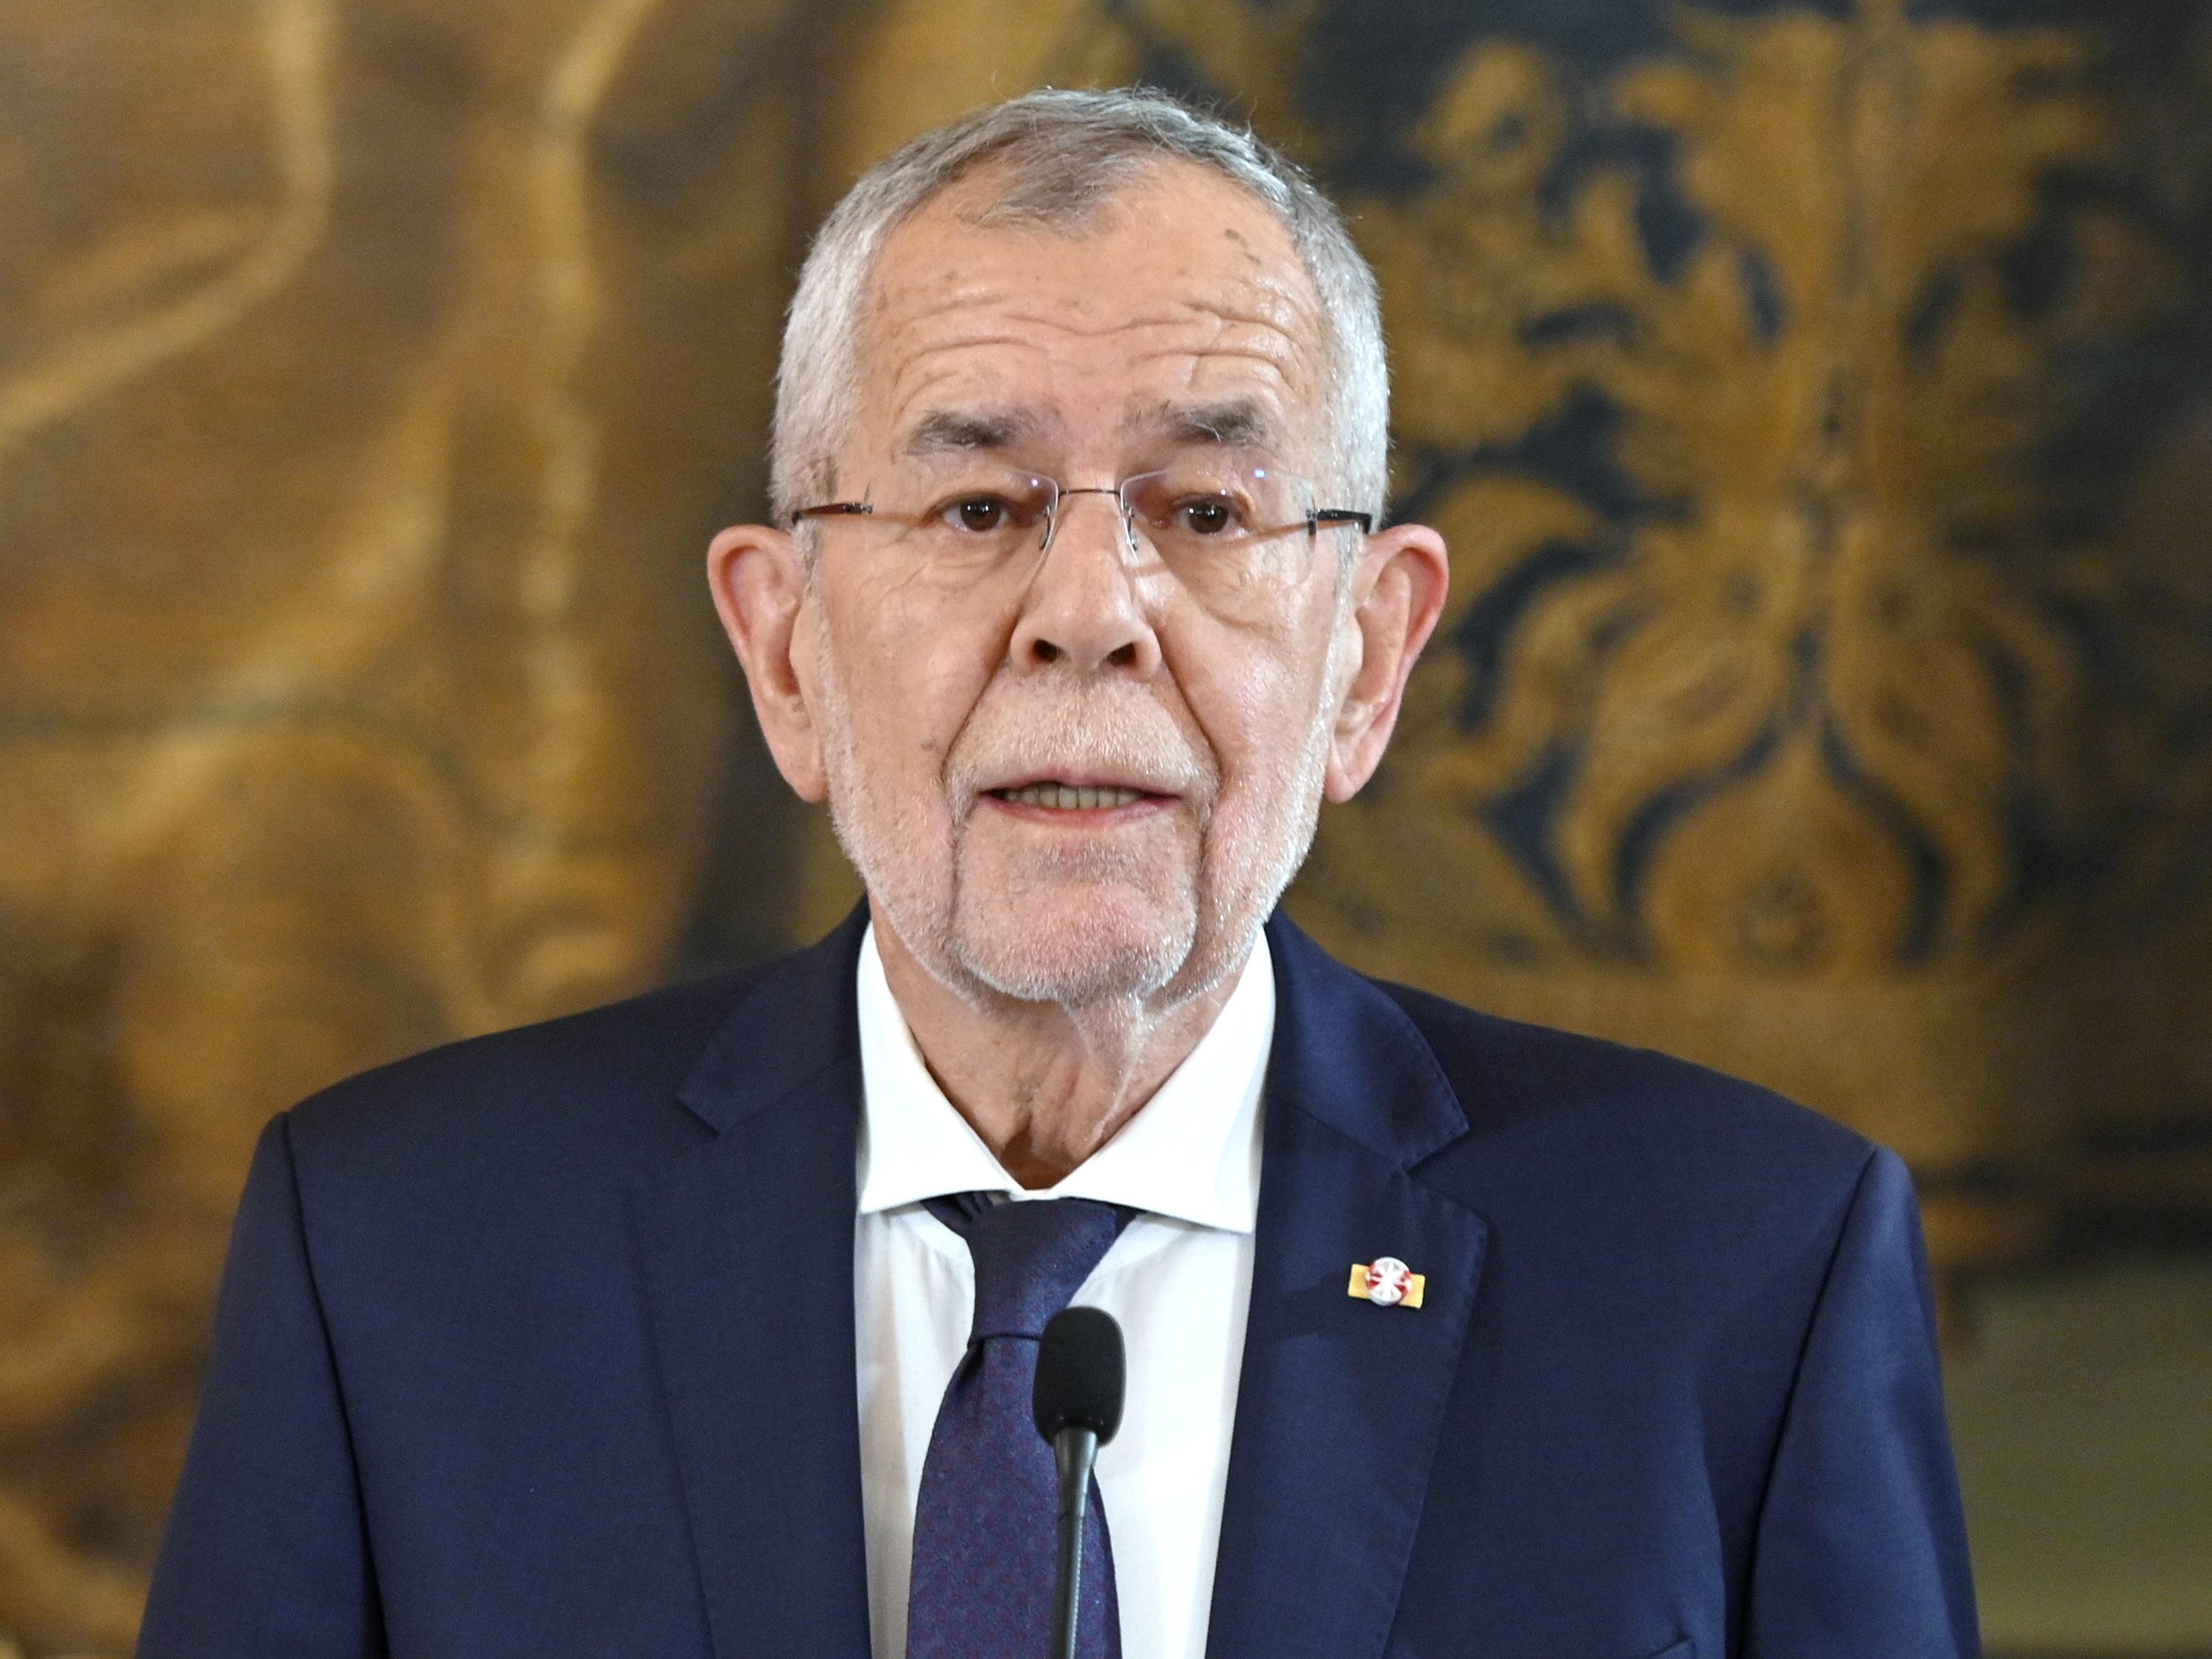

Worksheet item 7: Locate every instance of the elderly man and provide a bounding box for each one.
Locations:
[140,89,1978,1659]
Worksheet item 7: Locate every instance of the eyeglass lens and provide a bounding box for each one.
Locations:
[868,460,1329,603]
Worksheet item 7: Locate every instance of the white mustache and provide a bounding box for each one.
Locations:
[945,687,1216,811]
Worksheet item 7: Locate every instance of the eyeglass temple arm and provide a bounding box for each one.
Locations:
[789,502,874,528]
[1311,509,1373,532]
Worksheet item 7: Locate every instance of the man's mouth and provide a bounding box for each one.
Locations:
[989,782,1151,811]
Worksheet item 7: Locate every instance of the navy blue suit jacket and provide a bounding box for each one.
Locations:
[140,911,1978,1658]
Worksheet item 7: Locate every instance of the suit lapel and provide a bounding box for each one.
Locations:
[630,908,1485,1658]
[1205,917,1490,1659]
[633,912,874,1659]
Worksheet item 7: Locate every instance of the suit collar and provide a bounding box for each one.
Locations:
[674,902,870,1134]
[640,905,875,1659]
[1204,913,1489,1659]
[675,906,1455,1157]
[1260,911,1470,1171]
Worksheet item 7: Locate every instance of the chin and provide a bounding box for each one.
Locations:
[949,883,1197,1006]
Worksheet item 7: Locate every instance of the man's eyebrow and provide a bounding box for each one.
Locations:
[902,409,1040,455]
[1125,398,1279,450]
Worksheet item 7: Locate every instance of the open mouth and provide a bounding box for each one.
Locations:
[988,782,1152,811]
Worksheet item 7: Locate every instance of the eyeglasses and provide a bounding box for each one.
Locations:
[790,460,1371,608]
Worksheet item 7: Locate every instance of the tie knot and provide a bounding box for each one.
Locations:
[927,1195,1130,1342]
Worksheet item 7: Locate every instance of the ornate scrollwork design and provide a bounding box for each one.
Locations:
[1318,2,2212,980]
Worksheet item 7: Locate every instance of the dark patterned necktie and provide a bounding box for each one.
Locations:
[907,1193,1134,1659]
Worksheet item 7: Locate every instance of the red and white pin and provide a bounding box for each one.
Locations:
[1347,1255,1425,1308]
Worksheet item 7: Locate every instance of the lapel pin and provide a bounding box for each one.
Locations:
[1349,1256,1425,1308]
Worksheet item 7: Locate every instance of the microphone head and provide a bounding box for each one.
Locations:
[1032,1306,1126,1446]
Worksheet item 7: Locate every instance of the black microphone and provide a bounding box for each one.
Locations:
[1032,1306,1126,1659]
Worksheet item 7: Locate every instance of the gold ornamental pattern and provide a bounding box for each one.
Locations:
[1314,2,2211,982]
[0,0,810,1647]
[1278,2,2212,1298]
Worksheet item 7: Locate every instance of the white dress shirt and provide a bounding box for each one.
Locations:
[853,924,1273,1659]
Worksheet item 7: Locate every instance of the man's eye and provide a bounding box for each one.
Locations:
[936,494,1022,534]
[1173,496,1239,537]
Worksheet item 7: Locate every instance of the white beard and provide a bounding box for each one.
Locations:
[812,598,1345,1014]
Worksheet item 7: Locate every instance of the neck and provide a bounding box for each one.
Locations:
[871,910,1248,1189]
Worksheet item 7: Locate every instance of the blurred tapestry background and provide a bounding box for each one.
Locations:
[2,0,2209,1653]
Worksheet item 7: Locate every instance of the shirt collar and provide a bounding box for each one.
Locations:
[853,923,1272,1233]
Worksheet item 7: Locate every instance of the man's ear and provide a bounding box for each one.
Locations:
[707,522,828,803]
[1324,522,1451,801]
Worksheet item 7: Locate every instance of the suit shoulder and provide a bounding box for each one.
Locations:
[280,958,775,1176]
[1373,976,1876,1196]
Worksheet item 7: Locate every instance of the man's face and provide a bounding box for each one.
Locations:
[794,163,1358,1009]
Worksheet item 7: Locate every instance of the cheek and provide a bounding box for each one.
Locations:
[1177,626,1333,799]
[824,583,1003,764]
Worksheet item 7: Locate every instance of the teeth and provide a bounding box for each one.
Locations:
[1000,783,1144,810]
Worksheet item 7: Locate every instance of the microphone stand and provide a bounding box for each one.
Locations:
[1049,1424,1101,1659]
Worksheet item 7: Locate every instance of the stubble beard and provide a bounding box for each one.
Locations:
[813,630,1341,1017]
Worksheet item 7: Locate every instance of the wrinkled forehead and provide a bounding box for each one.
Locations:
[849,160,1333,468]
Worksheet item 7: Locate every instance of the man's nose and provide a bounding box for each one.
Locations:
[1007,488,1164,676]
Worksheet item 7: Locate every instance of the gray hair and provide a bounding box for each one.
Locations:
[768,87,1390,531]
